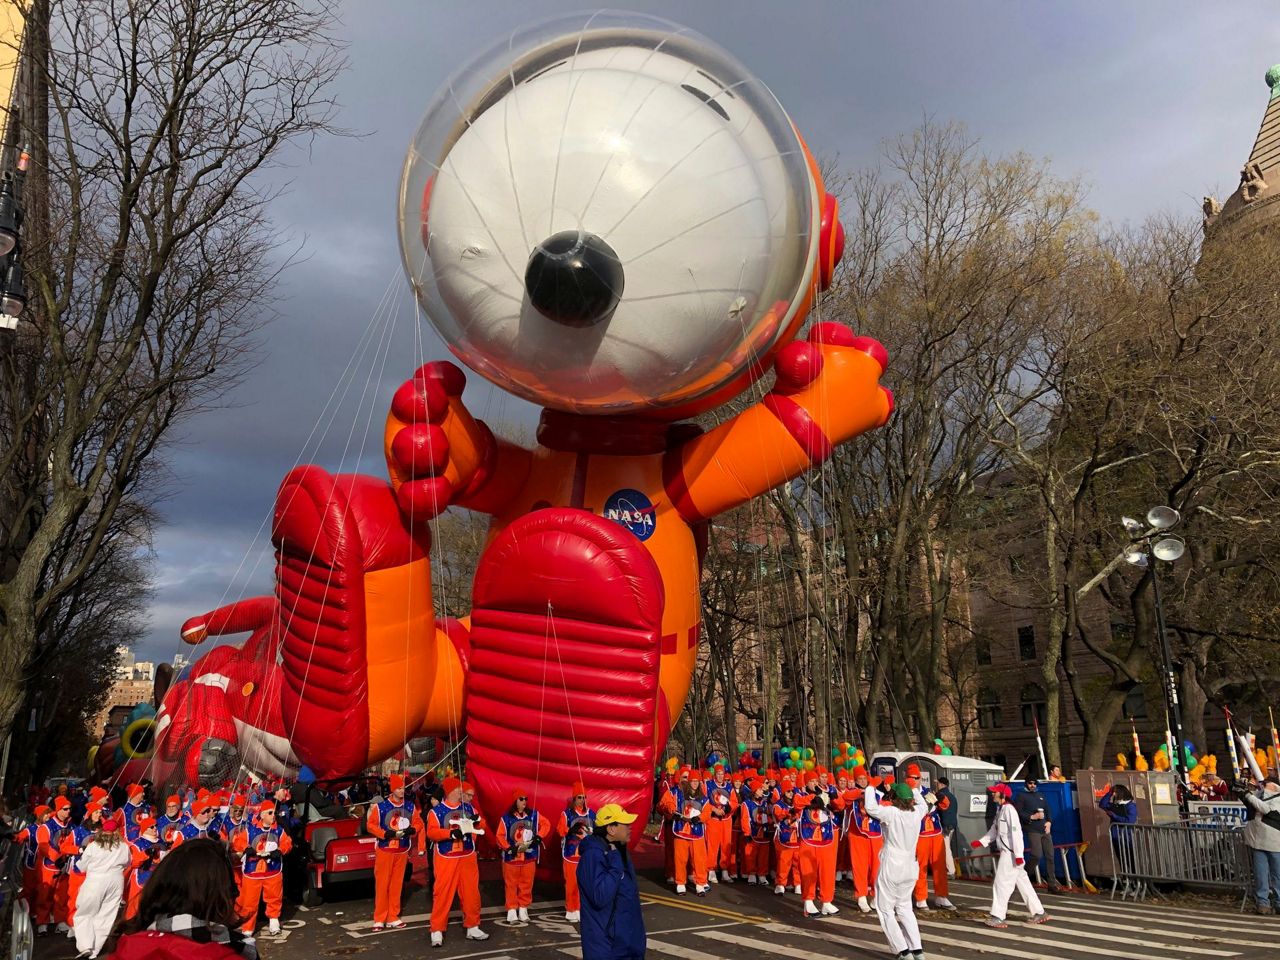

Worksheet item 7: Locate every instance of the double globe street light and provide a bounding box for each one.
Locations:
[1122,506,1188,812]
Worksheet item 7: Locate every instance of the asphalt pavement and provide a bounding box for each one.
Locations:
[32,870,1278,959]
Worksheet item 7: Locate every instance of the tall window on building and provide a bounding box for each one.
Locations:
[1021,683,1048,727]
[754,664,764,689]
[977,687,1003,729]
[1017,625,1036,661]
[975,635,992,666]
[1123,685,1148,719]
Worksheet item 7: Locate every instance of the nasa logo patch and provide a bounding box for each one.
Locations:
[603,488,657,541]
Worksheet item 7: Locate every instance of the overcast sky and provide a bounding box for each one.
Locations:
[136,1,1280,666]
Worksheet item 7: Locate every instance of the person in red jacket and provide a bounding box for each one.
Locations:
[35,796,75,933]
[843,766,885,913]
[425,777,489,947]
[797,785,844,917]
[556,781,596,922]
[495,789,551,923]
[15,805,51,921]
[772,780,802,895]
[739,778,774,884]
[108,838,258,959]
[659,769,712,895]
[914,775,955,910]
[365,774,426,930]
[230,801,293,936]
[704,765,738,884]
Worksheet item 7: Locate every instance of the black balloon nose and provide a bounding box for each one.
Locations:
[524,230,624,328]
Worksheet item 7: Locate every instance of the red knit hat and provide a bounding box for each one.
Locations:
[748,777,764,792]
[127,783,144,799]
[511,787,527,802]
[34,804,51,817]
[90,787,109,802]
[54,797,71,812]
[101,817,120,832]
[688,770,702,783]
[166,794,181,807]
[389,774,406,791]
[441,777,462,795]
[231,794,248,808]
[136,817,157,833]
[256,800,277,815]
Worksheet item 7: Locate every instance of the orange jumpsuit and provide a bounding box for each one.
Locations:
[232,817,294,932]
[739,796,774,879]
[798,794,843,905]
[844,785,884,899]
[35,816,73,926]
[556,804,595,912]
[124,838,163,920]
[496,807,551,909]
[660,787,712,888]
[365,799,427,923]
[914,799,949,903]
[659,778,687,881]
[773,807,801,889]
[425,801,484,933]
[704,777,739,877]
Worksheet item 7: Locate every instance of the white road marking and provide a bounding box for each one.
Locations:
[949,883,1251,922]
[694,928,843,958]
[944,891,1262,945]
[916,916,1233,960]
[763,921,961,959]
[824,915,1114,960]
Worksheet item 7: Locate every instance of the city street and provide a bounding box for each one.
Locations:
[33,875,1277,960]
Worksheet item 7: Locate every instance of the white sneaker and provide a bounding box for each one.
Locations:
[794,884,803,895]
[820,902,840,915]
[430,931,443,948]
[37,926,48,935]
[268,918,281,935]
[857,895,871,913]
[56,923,70,934]
[746,874,757,884]
[915,899,931,911]
[936,896,956,910]
[465,927,489,941]
[506,909,518,923]
[721,870,733,883]
[676,883,687,895]
[708,870,718,884]
[518,907,529,922]
[803,899,819,917]
[567,911,580,923]
[774,884,785,894]
[695,885,709,896]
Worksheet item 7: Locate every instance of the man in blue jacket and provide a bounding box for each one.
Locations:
[576,803,644,960]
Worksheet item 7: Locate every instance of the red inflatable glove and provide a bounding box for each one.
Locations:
[385,361,496,524]
[970,840,983,849]
[1015,857,1025,866]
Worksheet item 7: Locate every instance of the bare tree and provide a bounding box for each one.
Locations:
[0,0,343,756]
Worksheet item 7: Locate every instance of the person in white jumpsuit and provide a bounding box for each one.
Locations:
[864,781,931,960]
[971,783,1048,927]
[73,816,133,958]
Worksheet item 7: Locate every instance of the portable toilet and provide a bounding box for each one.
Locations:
[869,752,1006,850]
[1008,779,1081,847]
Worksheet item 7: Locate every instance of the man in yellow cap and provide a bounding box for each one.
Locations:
[577,804,644,960]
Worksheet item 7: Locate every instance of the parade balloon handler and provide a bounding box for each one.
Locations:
[125,818,167,921]
[705,764,739,883]
[232,801,293,937]
[972,783,1048,928]
[35,795,75,933]
[364,773,426,931]
[425,776,488,947]
[913,770,955,910]
[73,816,133,959]
[557,782,597,922]
[773,781,802,895]
[660,769,712,895]
[843,766,884,913]
[796,782,843,917]
[577,804,644,960]
[496,789,551,923]
[740,777,775,884]
[864,782,932,960]
[1238,777,1280,913]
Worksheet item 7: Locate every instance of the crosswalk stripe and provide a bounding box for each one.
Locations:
[645,940,726,959]
[944,891,1262,945]
[950,882,1248,922]
[694,929,843,958]
[916,916,1233,960]
[946,889,1262,934]
[822,915,1120,960]
[762,920,960,960]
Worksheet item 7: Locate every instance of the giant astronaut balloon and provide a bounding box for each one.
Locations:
[386,12,892,832]
[134,13,890,824]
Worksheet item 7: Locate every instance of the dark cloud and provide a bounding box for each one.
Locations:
[137,0,1280,662]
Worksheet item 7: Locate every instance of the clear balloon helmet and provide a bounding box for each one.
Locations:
[398,11,833,416]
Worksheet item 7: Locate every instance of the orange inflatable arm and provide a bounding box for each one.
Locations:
[664,323,891,524]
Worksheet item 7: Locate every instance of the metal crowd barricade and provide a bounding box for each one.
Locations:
[1107,817,1251,907]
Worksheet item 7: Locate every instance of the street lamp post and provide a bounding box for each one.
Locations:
[1122,506,1188,815]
